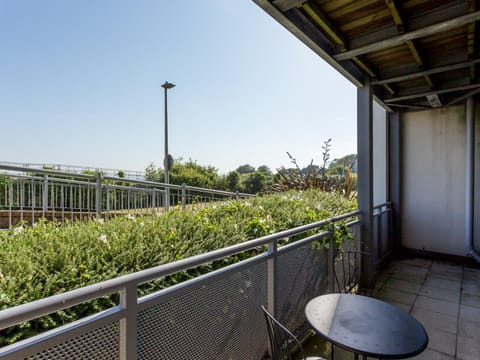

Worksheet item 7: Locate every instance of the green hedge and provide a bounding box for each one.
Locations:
[0,190,356,345]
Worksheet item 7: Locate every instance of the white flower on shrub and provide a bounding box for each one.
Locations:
[13,226,24,235]
[126,214,135,220]
[139,222,145,227]
[0,270,4,280]
[95,218,104,224]
[98,234,107,243]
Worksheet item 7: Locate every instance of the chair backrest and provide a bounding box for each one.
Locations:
[261,305,306,360]
[333,250,369,294]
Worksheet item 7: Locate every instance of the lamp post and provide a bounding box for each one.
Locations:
[162,81,175,210]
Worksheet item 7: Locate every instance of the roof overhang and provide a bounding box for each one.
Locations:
[254,0,480,111]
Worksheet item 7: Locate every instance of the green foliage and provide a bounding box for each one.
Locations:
[235,164,255,174]
[243,172,266,194]
[226,171,241,192]
[0,190,356,345]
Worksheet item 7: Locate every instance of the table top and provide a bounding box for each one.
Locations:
[305,293,428,359]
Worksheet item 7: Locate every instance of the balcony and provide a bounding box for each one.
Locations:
[304,257,480,360]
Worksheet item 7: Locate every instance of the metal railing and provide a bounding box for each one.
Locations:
[0,205,392,359]
[0,161,146,181]
[0,165,253,228]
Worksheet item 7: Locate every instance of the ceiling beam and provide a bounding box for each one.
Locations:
[384,83,480,103]
[300,3,347,50]
[371,59,480,85]
[447,87,480,105]
[388,103,430,110]
[383,0,436,105]
[299,2,393,94]
[468,1,476,80]
[384,0,404,33]
[272,0,305,12]
[334,11,480,61]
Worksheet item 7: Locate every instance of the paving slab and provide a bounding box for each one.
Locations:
[430,262,463,274]
[413,295,459,317]
[456,336,480,360]
[390,270,427,283]
[461,279,480,295]
[458,318,480,341]
[463,267,480,281]
[419,285,460,304]
[410,349,455,360]
[385,299,411,313]
[460,293,480,308]
[398,258,432,268]
[424,277,461,292]
[424,327,456,356]
[427,271,463,282]
[459,304,480,322]
[383,277,423,294]
[411,307,458,335]
[375,287,417,306]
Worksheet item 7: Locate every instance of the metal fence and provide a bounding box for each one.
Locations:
[0,165,253,228]
[0,205,392,360]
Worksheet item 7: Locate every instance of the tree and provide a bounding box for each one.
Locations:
[236,164,255,174]
[243,172,266,194]
[226,171,241,192]
[257,165,272,177]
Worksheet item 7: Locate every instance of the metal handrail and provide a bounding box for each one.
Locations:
[0,210,359,330]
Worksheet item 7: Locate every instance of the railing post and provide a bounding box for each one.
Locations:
[151,189,156,213]
[328,223,336,293]
[42,175,48,218]
[164,187,169,211]
[106,184,110,218]
[8,182,13,228]
[119,284,138,360]
[96,172,103,219]
[267,240,277,315]
[181,183,186,210]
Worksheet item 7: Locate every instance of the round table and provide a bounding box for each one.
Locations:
[305,293,428,359]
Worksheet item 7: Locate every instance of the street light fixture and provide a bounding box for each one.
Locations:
[162,81,175,210]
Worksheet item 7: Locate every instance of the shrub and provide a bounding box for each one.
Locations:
[0,190,356,345]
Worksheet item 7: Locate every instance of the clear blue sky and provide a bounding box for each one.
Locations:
[0,1,357,174]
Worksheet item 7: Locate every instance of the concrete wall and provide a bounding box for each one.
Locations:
[373,102,387,206]
[401,105,471,256]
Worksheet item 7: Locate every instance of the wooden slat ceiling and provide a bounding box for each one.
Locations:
[254,0,480,110]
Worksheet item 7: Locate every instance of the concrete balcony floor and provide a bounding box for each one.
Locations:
[303,258,480,360]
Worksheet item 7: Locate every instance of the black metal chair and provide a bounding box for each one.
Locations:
[261,305,326,360]
[333,250,374,295]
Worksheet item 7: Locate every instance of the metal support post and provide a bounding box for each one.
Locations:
[106,184,110,218]
[42,175,49,218]
[357,78,375,289]
[119,284,138,360]
[266,240,277,315]
[387,111,402,253]
[96,172,103,219]
[181,183,186,210]
[328,224,336,293]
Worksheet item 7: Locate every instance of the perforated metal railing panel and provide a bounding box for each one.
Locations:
[276,243,329,336]
[137,262,268,360]
[26,320,119,360]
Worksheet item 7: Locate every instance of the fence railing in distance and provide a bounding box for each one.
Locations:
[0,165,253,228]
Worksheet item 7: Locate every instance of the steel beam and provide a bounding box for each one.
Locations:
[357,79,375,289]
[272,0,305,12]
[384,83,480,103]
[334,11,480,61]
[372,59,480,85]
[387,111,401,253]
